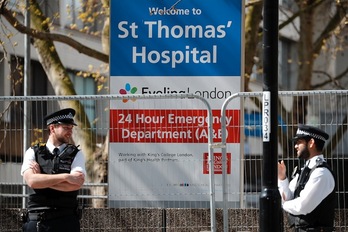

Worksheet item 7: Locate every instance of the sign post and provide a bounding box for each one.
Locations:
[259,0,282,231]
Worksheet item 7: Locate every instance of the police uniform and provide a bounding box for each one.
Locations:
[278,125,336,232]
[21,108,86,232]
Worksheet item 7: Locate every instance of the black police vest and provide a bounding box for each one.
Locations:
[289,159,336,229]
[27,143,80,209]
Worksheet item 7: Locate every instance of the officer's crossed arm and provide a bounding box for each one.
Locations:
[49,171,85,191]
[23,167,85,192]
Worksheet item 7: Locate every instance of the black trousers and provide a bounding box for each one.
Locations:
[22,213,80,232]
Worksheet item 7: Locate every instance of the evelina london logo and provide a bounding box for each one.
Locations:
[119,83,138,103]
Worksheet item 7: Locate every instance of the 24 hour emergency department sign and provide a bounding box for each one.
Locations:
[109,0,243,207]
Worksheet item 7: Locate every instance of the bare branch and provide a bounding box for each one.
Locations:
[313,4,347,55]
[311,66,348,89]
[279,0,325,31]
[0,6,109,63]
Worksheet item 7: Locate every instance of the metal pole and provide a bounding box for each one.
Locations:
[259,0,282,231]
[22,0,31,209]
[207,109,216,232]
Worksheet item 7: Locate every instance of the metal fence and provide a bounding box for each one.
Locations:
[0,93,219,231]
[218,90,348,231]
[1,90,348,231]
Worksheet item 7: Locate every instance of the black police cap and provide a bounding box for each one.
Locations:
[293,124,329,142]
[44,108,77,126]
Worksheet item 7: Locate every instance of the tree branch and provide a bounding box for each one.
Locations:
[311,66,348,89]
[0,6,109,63]
[313,3,347,55]
[279,0,325,31]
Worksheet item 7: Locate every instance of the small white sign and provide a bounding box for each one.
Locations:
[263,91,271,142]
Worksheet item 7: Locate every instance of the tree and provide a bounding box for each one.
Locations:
[289,0,347,156]
[243,0,348,157]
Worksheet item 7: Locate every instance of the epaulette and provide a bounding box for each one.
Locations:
[32,143,47,153]
[315,157,325,167]
[309,157,331,176]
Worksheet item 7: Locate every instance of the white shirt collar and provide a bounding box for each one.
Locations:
[46,141,67,153]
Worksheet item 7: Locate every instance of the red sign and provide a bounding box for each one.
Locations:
[110,109,240,143]
[203,153,231,174]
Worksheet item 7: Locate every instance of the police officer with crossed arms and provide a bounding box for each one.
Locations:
[21,108,86,232]
[278,125,336,232]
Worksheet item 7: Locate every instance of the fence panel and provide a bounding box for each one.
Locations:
[221,90,348,231]
[0,96,110,209]
[0,94,217,231]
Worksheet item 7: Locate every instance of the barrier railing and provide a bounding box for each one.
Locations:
[1,90,348,231]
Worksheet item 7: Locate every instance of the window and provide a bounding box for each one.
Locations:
[279,39,298,90]
[9,56,97,128]
[68,70,96,127]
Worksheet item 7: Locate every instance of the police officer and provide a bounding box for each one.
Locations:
[21,108,86,232]
[278,124,336,232]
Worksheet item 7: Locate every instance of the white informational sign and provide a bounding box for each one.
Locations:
[263,91,271,142]
[109,0,243,207]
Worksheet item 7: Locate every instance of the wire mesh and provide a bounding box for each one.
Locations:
[1,91,348,231]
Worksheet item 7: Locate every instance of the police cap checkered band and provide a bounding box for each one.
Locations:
[293,124,329,142]
[44,108,77,126]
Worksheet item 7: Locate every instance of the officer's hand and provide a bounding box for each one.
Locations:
[278,160,287,180]
[29,161,41,174]
[66,172,85,186]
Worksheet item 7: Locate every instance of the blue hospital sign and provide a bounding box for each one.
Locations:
[110,0,242,76]
[109,0,243,207]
